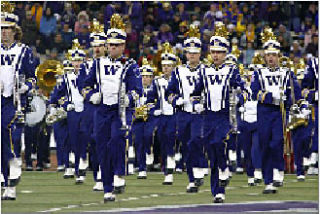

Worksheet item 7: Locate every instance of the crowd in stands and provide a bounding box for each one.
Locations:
[14,1,318,66]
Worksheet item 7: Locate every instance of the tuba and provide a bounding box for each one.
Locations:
[26,60,64,126]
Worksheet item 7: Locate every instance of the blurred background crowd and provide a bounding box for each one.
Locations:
[14,1,318,67]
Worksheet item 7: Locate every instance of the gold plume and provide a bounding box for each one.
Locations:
[1,1,15,13]
[162,42,174,54]
[110,13,125,30]
[231,45,241,59]
[90,18,104,33]
[71,39,81,50]
[142,57,149,66]
[260,26,277,44]
[213,22,229,38]
[185,24,200,39]
[251,52,265,65]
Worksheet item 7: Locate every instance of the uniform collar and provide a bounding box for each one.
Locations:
[1,42,16,50]
[211,62,226,70]
[186,62,201,72]
[108,55,125,63]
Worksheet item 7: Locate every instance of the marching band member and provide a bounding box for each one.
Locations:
[237,53,263,186]
[49,40,86,183]
[80,19,107,191]
[301,56,319,175]
[82,13,142,202]
[146,42,177,185]
[132,58,155,179]
[1,1,36,200]
[165,24,205,193]
[191,22,246,203]
[250,27,301,194]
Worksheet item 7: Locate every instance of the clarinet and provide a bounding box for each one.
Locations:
[119,81,128,130]
[15,72,25,124]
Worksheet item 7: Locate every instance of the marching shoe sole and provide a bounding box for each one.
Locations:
[213,198,224,203]
[63,175,74,179]
[263,189,277,194]
[219,179,229,187]
[162,182,173,185]
[104,197,115,203]
[137,176,147,179]
[273,181,283,187]
[113,186,125,194]
[195,179,204,187]
[186,187,198,193]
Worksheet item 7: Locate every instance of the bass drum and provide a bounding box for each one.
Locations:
[25,95,46,127]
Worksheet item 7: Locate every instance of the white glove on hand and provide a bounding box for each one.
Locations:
[194,104,204,113]
[175,97,184,106]
[18,83,29,94]
[124,95,130,107]
[50,106,57,115]
[67,104,75,111]
[154,109,161,116]
[238,106,245,113]
[90,92,101,104]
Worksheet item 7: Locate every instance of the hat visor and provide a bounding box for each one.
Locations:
[185,47,201,53]
[161,60,175,65]
[91,41,106,46]
[71,57,85,61]
[107,39,125,44]
[141,72,153,76]
[264,49,279,54]
[210,46,228,52]
[1,21,15,27]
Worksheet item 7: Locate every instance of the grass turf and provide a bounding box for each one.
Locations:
[1,171,318,213]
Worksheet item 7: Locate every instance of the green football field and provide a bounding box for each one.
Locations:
[1,171,318,213]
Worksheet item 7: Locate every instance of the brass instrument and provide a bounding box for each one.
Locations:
[134,105,149,122]
[35,60,64,97]
[35,60,64,125]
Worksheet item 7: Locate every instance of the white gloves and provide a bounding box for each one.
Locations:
[154,110,161,116]
[238,106,245,113]
[50,106,57,115]
[90,92,101,104]
[18,83,29,94]
[194,104,204,113]
[175,97,184,106]
[124,95,130,107]
[67,104,75,111]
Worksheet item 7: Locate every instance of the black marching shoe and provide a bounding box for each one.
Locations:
[186,183,198,193]
[104,193,115,203]
[113,186,125,194]
[273,180,283,187]
[219,179,229,187]
[262,184,277,194]
[213,194,225,203]
[195,178,204,187]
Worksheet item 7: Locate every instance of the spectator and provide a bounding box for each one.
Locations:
[276,24,293,47]
[14,2,26,26]
[104,4,115,29]
[21,10,38,47]
[74,11,90,34]
[291,41,302,58]
[158,2,174,26]
[240,23,255,48]
[52,33,68,56]
[203,3,217,21]
[268,2,285,28]
[31,2,43,30]
[171,13,182,34]
[76,24,90,49]
[39,7,57,54]
[157,24,173,44]
[125,22,139,58]
[176,3,189,21]
[124,2,143,33]
[173,21,187,45]
[61,2,76,27]
[305,34,318,57]
[61,24,74,49]
[243,42,255,65]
